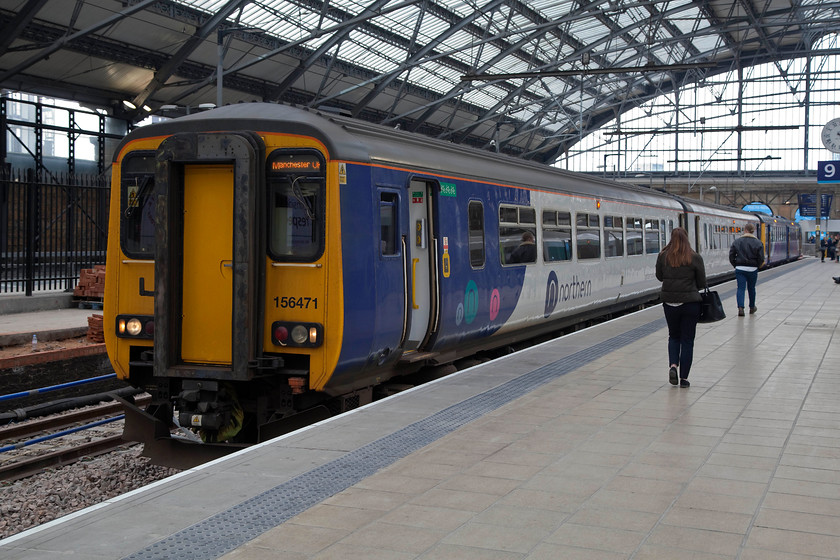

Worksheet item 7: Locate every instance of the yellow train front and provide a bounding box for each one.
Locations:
[105,105,354,453]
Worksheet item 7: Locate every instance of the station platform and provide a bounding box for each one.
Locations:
[0,292,94,346]
[2,257,839,560]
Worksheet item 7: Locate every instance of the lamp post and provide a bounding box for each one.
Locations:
[700,185,716,202]
[217,29,227,108]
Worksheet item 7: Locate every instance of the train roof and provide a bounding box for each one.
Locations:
[116,103,767,222]
[753,213,797,225]
[118,103,683,208]
[673,196,754,221]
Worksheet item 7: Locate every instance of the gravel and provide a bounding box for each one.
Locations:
[0,446,180,540]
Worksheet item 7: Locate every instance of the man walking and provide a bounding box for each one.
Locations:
[729,222,765,317]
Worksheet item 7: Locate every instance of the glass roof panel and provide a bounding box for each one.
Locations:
[159,0,819,162]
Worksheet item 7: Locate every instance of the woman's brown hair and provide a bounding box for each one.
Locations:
[663,227,694,267]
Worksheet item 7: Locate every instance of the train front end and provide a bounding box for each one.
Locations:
[104,108,345,462]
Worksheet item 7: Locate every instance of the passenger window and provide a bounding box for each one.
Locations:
[379,192,398,256]
[660,220,666,250]
[120,152,156,259]
[500,205,537,265]
[543,210,572,262]
[645,219,660,254]
[468,201,485,268]
[626,217,643,256]
[604,215,623,258]
[576,213,601,260]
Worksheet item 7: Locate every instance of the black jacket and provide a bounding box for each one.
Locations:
[729,234,765,268]
[655,251,706,303]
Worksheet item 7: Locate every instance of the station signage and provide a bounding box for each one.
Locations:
[798,193,832,217]
[817,160,840,183]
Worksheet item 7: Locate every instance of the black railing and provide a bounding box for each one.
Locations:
[0,168,109,295]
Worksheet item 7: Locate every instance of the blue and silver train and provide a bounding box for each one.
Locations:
[103,103,800,460]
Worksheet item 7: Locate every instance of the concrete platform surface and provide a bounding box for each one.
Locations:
[0,307,96,346]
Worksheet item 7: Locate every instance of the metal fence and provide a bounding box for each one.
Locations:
[0,168,109,295]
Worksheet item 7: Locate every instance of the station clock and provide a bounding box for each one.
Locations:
[821,118,840,153]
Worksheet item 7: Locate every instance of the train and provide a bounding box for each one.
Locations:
[103,103,801,465]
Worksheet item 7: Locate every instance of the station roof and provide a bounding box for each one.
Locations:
[0,0,837,164]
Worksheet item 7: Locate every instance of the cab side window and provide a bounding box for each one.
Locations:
[468,201,485,268]
[379,192,398,256]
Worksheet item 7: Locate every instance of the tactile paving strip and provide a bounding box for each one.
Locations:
[126,316,667,560]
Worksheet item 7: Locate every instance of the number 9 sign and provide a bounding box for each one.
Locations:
[818,161,840,183]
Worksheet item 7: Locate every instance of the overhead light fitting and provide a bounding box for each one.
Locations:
[142,105,152,112]
[122,100,137,110]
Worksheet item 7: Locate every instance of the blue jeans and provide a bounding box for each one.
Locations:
[663,301,701,379]
[735,268,758,309]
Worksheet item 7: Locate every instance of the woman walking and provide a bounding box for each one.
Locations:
[655,227,707,387]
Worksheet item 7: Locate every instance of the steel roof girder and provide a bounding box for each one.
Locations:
[0,0,160,84]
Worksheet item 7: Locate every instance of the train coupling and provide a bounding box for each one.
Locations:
[176,380,244,442]
[115,395,246,469]
[176,380,230,430]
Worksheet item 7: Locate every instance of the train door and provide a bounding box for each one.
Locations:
[404,178,439,351]
[181,165,233,363]
[694,215,701,252]
[759,221,769,261]
[155,132,264,381]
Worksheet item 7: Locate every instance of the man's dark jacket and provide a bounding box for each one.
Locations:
[729,234,765,268]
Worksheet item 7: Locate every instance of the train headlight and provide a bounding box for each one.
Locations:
[271,321,323,348]
[126,318,143,336]
[291,325,308,344]
[115,315,154,339]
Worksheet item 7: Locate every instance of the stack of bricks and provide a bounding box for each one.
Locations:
[73,265,105,299]
[87,314,105,343]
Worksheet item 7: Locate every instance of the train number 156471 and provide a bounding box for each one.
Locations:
[274,296,318,309]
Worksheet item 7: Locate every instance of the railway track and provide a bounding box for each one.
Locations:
[0,396,150,481]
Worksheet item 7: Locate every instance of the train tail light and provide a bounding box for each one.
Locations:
[273,325,289,343]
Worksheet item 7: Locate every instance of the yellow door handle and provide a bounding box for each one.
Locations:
[411,258,419,309]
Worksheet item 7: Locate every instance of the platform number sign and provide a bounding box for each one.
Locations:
[818,161,840,183]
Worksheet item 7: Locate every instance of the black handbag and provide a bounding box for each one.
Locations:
[698,288,726,323]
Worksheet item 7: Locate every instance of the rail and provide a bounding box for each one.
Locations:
[0,373,118,402]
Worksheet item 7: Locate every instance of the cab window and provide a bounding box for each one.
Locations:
[120,151,156,259]
[267,149,325,261]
